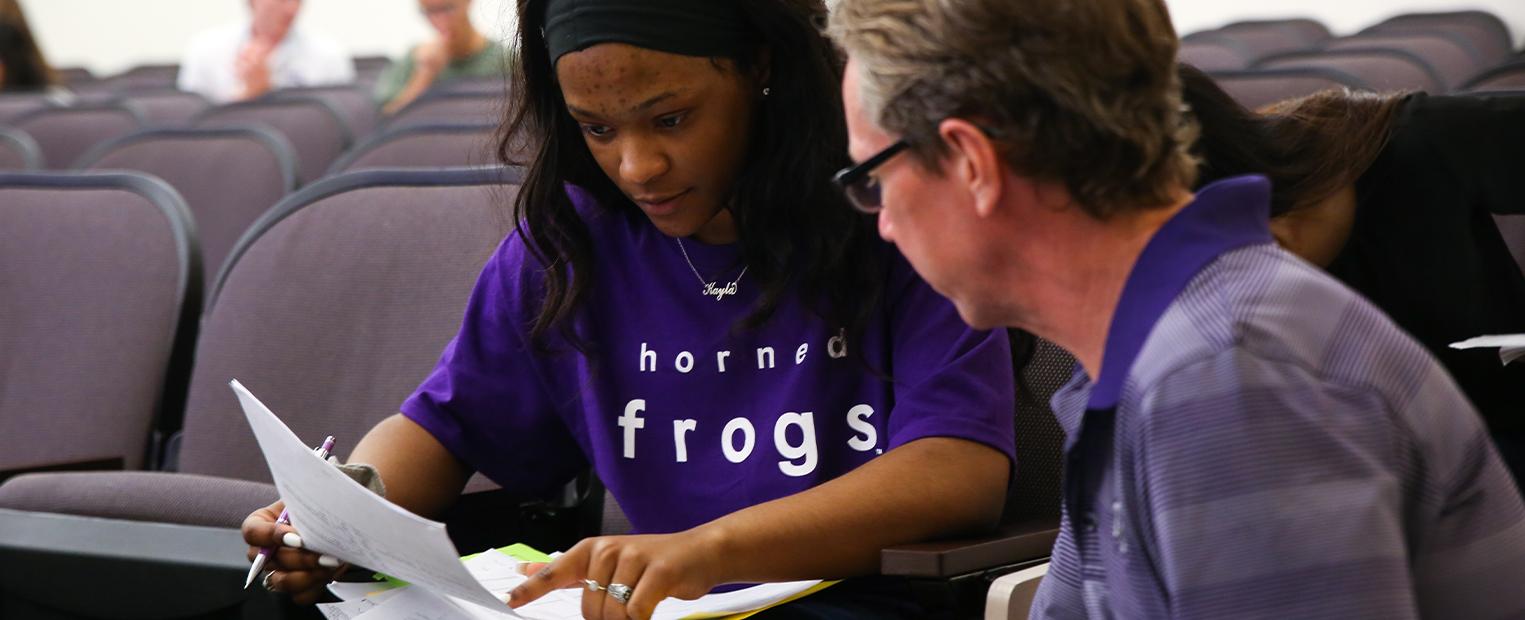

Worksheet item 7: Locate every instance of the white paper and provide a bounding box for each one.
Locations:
[232,380,517,615]
[1448,334,1525,366]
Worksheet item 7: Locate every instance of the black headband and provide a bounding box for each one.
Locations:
[544,0,755,63]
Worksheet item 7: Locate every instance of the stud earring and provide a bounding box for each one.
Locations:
[762,87,771,97]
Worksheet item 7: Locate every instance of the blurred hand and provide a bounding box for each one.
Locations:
[508,530,726,620]
[412,38,449,79]
[235,39,275,99]
[242,501,347,605]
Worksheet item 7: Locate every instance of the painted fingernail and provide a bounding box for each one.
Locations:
[318,554,341,568]
[282,532,304,548]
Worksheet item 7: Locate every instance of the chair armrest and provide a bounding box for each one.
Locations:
[880,518,1059,578]
[985,562,1050,620]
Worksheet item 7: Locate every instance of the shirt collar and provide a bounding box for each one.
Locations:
[1086,175,1274,410]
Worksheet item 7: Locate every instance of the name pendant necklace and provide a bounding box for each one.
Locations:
[675,238,748,301]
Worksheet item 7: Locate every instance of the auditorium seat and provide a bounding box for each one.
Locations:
[1184,20,1326,65]
[1206,68,1369,110]
[1179,40,1252,72]
[1323,32,1485,91]
[1465,61,1525,92]
[382,92,502,131]
[0,93,53,124]
[1363,10,1513,67]
[1255,49,1445,94]
[0,171,200,478]
[10,102,144,169]
[428,76,509,97]
[0,127,41,170]
[0,166,523,619]
[1219,18,1332,47]
[268,84,380,139]
[327,122,498,175]
[116,89,212,127]
[192,95,352,185]
[75,126,299,295]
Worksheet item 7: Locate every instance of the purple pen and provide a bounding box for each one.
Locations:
[243,435,336,589]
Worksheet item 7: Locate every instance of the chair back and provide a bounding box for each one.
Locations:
[1208,68,1369,110]
[269,85,379,138]
[383,93,502,131]
[1365,10,1513,65]
[105,64,182,92]
[192,95,351,185]
[11,103,144,169]
[116,90,211,127]
[1179,41,1251,72]
[76,126,299,295]
[1324,32,1484,90]
[0,93,54,124]
[1185,24,1321,64]
[329,122,498,175]
[0,171,199,473]
[1465,61,1525,92]
[170,167,522,482]
[1256,49,1444,94]
[1220,18,1332,46]
[0,127,41,170]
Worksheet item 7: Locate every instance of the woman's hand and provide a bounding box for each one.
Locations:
[508,529,728,620]
[241,501,347,605]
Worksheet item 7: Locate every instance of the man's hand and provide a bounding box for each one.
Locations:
[235,39,275,99]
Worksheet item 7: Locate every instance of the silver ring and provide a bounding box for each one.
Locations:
[582,578,604,592]
[262,571,277,591]
[607,583,633,605]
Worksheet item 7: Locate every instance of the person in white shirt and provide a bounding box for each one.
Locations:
[178,0,354,103]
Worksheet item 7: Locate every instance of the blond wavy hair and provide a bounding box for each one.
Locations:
[829,0,1200,218]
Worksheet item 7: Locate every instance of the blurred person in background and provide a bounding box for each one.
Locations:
[0,0,55,91]
[178,0,353,103]
[376,0,507,115]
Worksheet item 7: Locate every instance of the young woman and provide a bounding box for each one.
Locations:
[1181,64,1525,489]
[243,1,1016,618]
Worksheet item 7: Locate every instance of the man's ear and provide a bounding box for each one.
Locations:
[938,118,1003,218]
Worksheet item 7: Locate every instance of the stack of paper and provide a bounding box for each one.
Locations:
[1449,334,1525,366]
[233,380,830,620]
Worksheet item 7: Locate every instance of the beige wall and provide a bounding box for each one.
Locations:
[16,0,515,76]
[15,0,1525,78]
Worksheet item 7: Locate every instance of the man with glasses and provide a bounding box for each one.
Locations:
[829,0,1525,618]
[375,0,505,115]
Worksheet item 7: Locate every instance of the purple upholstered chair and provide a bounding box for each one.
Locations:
[1364,10,1513,67]
[0,167,522,619]
[10,102,144,169]
[0,127,41,170]
[1180,40,1252,72]
[0,171,199,478]
[382,92,503,131]
[327,122,498,175]
[75,126,299,294]
[1255,49,1444,94]
[1324,32,1485,91]
[1206,68,1369,110]
[192,95,352,185]
[115,89,212,127]
[268,84,380,139]
[1464,61,1525,92]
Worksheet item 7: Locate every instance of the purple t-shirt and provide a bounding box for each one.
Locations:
[401,186,1015,535]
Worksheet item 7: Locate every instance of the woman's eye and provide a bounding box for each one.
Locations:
[657,114,686,129]
[581,124,612,138]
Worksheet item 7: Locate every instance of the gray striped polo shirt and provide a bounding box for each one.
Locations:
[1031,176,1525,619]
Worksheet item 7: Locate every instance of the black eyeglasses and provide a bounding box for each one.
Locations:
[833,138,908,214]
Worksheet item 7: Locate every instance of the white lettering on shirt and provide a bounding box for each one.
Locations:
[846,404,877,452]
[774,411,818,477]
[619,399,646,459]
[722,417,756,463]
